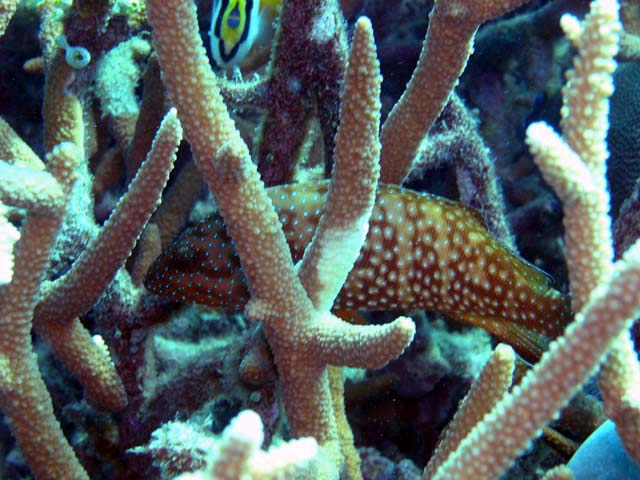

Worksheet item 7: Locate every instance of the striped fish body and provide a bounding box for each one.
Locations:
[210,0,281,67]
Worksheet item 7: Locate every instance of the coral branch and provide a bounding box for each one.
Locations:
[0,142,88,480]
[298,16,382,311]
[379,0,529,184]
[527,0,640,465]
[424,344,515,478]
[146,3,414,477]
[34,109,181,324]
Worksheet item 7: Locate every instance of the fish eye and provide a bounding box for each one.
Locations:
[227,7,241,29]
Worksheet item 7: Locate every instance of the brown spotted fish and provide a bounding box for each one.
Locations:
[145,181,571,362]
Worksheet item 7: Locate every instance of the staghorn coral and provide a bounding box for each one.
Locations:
[0,0,639,479]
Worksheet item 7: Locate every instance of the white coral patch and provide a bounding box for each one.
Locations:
[0,206,19,286]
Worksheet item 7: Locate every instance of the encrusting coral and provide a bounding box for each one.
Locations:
[0,0,639,478]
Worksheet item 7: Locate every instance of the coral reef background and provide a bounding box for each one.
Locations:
[0,0,639,478]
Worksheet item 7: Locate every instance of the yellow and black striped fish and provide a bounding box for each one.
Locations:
[209,0,281,68]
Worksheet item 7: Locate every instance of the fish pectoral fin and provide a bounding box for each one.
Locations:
[455,313,551,363]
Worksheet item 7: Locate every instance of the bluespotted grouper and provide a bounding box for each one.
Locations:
[145,181,572,362]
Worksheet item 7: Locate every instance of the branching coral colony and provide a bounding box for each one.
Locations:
[0,0,639,478]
